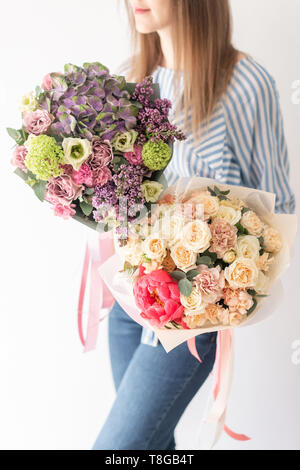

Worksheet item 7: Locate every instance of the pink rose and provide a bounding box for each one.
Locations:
[194,265,225,303]
[23,109,54,135]
[124,145,143,165]
[89,138,113,168]
[209,218,238,258]
[11,145,28,172]
[72,163,94,187]
[94,166,112,187]
[42,74,53,91]
[223,287,254,315]
[46,174,83,206]
[53,203,76,220]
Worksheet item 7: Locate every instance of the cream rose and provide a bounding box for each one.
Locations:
[224,257,259,288]
[236,235,260,261]
[188,191,219,221]
[223,250,236,264]
[170,243,197,272]
[215,205,241,226]
[119,236,143,266]
[182,220,212,253]
[143,234,166,261]
[240,210,264,236]
[154,214,184,248]
[263,226,282,253]
[180,287,206,315]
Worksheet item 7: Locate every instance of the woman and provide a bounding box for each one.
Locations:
[92,0,296,450]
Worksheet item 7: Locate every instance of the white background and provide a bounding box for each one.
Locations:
[0,0,299,450]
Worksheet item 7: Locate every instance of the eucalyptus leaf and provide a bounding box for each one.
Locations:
[170,270,186,281]
[80,200,93,216]
[32,180,47,202]
[7,127,25,145]
[247,298,258,316]
[186,269,200,281]
[178,278,193,297]
[196,255,213,266]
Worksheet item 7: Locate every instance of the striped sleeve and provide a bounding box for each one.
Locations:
[223,60,296,214]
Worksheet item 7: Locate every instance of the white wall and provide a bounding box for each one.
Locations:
[0,0,299,450]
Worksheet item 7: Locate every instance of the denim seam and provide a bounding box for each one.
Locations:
[144,339,216,449]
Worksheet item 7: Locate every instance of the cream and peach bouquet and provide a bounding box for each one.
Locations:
[103,176,297,347]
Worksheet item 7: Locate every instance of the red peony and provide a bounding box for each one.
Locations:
[133,266,185,328]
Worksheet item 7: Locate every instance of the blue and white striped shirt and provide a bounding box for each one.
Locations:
[117,55,296,346]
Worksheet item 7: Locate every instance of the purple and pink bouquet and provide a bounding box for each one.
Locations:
[8,62,185,240]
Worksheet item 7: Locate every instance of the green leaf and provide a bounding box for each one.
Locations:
[35,85,43,99]
[84,188,95,196]
[196,255,213,266]
[235,222,249,235]
[170,270,186,281]
[7,127,25,145]
[142,254,152,264]
[178,278,193,297]
[247,289,257,296]
[247,298,258,316]
[32,180,47,202]
[186,269,200,281]
[170,321,180,329]
[242,207,251,215]
[207,186,216,197]
[80,200,93,216]
[256,294,268,298]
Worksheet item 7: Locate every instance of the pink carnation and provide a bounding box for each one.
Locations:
[124,145,143,165]
[223,287,254,315]
[209,218,238,258]
[11,145,28,172]
[23,109,54,135]
[52,203,76,220]
[46,174,83,206]
[42,74,52,91]
[72,163,94,187]
[194,265,225,303]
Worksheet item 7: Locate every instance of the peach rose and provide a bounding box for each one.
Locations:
[240,210,264,236]
[184,314,207,328]
[170,243,197,272]
[224,257,259,288]
[143,234,166,261]
[263,226,282,253]
[182,220,212,253]
[187,191,219,221]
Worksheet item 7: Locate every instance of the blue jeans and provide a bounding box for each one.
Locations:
[92,301,217,450]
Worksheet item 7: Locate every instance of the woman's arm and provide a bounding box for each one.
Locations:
[223,61,296,214]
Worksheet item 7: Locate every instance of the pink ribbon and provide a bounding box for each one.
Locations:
[77,232,115,352]
[77,236,250,444]
[187,331,251,444]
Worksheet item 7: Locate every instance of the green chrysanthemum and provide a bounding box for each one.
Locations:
[24,135,64,181]
[142,140,172,171]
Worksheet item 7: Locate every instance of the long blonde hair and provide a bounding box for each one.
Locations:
[123,0,240,142]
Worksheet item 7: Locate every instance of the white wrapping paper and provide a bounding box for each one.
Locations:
[99,177,298,353]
